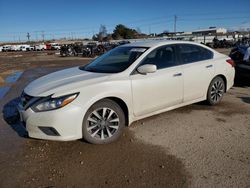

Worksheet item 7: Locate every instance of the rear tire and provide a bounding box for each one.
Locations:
[206,77,225,105]
[82,99,125,144]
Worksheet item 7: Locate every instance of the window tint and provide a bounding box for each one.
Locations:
[140,45,177,69]
[178,44,213,64]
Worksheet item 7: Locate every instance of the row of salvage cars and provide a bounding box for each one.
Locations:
[0,43,61,52]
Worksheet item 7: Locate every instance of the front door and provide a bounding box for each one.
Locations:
[130,45,183,117]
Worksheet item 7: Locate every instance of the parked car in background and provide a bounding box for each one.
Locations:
[18,41,235,144]
[211,38,235,49]
[29,46,35,51]
[21,45,35,51]
[20,46,27,51]
[20,45,30,51]
[0,46,3,52]
[35,44,46,51]
[10,45,17,51]
[51,43,61,50]
[14,45,22,51]
[230,45,250,80]
[45,43,52,50]
[2,45,12,52]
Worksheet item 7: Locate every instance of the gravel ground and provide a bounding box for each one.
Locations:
[131,86,250,188]
[0,50,249,188]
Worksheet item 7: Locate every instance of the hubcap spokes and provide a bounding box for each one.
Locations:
[211,81,224,102]
[87,108,119,140]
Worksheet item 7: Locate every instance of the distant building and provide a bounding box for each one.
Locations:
[192,27,227,36]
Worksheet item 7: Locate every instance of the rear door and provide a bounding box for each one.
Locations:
[176,44,215,102]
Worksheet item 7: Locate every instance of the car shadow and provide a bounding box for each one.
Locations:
[2,97,28,138]
[239,97,250,104]
[234,77,250,87]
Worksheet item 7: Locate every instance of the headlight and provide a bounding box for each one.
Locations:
[31,93,79,112]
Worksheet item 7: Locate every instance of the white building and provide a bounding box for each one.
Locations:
[192,27,227,35]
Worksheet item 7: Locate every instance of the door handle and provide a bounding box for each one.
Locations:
[173,73,182,77]
[206,65,213,68]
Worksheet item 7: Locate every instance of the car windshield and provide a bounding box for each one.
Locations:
[81,46,148,73]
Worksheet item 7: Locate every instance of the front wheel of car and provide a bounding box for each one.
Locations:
[207,76,225,105]
[82,99,125,144]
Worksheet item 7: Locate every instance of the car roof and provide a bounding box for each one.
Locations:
[122,40,205,48]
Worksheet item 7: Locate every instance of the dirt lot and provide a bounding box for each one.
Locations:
[0,50,249,188]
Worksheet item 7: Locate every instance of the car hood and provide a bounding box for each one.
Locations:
[24,67,111,97]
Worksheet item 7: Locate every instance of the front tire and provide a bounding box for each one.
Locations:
[82,99,125,144]
[206,77,225,105]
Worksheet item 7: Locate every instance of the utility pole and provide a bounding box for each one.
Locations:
[27,32,31,42]
[174,15,177,33]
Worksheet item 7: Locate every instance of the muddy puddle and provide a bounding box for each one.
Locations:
[5,71,23,83]
[0,67,62,100]
[0,70,23,100]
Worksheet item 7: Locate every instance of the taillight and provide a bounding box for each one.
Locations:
[226,59,235,67]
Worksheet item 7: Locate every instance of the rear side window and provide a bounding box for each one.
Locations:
[178,44,213,64]
[140,45,177,69]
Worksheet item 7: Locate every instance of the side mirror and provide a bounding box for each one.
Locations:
[137,64,157,74]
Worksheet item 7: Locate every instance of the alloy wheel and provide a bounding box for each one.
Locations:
[210,80,224,103]
[87,107,120,140]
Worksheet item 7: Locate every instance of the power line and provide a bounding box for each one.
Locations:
[178,16,250,22]
[0,12,250,41]
[1,10,249,35]
[0,14,249,37]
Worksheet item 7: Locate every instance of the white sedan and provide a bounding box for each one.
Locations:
[18,41,235,144]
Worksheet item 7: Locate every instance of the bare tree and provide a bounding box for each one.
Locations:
[98,25,108,41]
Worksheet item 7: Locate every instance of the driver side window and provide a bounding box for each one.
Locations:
[140,45,177,69]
